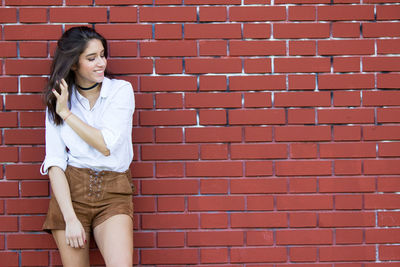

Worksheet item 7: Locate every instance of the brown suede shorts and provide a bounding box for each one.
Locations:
[43,165,134,234]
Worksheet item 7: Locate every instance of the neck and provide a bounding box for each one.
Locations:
[77,82,99,91]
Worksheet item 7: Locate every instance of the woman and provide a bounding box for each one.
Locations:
[40,26,135,267]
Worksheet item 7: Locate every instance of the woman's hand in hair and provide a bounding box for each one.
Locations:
[52,79,70,120]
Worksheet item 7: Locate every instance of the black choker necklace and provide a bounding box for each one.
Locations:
[77,83,99,91]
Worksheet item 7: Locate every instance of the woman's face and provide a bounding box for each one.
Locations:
[74,39,107,87]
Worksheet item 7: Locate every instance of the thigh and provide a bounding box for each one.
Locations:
[93,214,133,267]
[52,230,90,267]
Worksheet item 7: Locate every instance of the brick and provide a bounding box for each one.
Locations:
[231,178,286,194]
[201,248,228,264]
[0,252,19,267]
[155,24,182,40]
[274,23,330,39]
[201,213,228,229]
[319,40,374,55]
[244,92,272,108]
[365,91,400,106]
[336,229,363,244]
[185,24,242,39]
[334,91,361,106]
[158,196,185,212]
[244,126,273,142]
[96,0,151,4]
[318,108,374,124]
[7,199,49,214]
[4,129,44,145]
[378,212,400,227]
[141,179,198,195]
[247,195,274,211]
[318,74,374,90]
[6,0,62,4]
[21,181,49,197]
[320,246,375,261]
[20,42,47,58]
[157,232,184,247]
[134,232,155,248]
[155,128,182,143]
[366,229,400,244]
[8,233,55,249]
[186,92,241,108]
[230,6,286,21]
[276,195,333,210]
[141,249,198,265]
[0,216,18,231]
[290,143,317,159]
[140,110,196,126]
[334,126,361,141]
[365,194,400,209]
[186,127,242,143]
[109,6,137,22]
[155,58,183,74]
[377,40,400,54]
[5,95,44,110]
[141,76,197,92]
[140,41,196,57]
[320,212,375,227]
[50,7,107,22]
[231,247,286,263]
[245,161,273,177]
[66,0,92,5]
[289,5,316,21]
[20,8,47,23]
[289,40,316,56]
[290,247,317,262]
[230,75,286,91]
[200,178,228,193]
[320,177,375,193]
[156,162,184,178]
[21,251,49,267]
[333,22,360,38]
[231,144,287,160]
[231,212,287,228]
[229,109,285,125]
[133,197,155,213]
[320,143,376,158]
[0,181,19,198]
[0,7,17,22]
[364,160,400,175]
[377,5,400,20]
[142,214,198,230]
[318,5,374,21]
[277,229,332,245]
[133,128,153,143]
[108,58,152,74]
[5,59,51,75]
[199,110,227,125]
[187,161,242,177]
[96,24,152,40]
[378,177,400,192]
[230,41,285,56]
[0,147,18,162]
[20,76,48,93]
[199,40,227,56]
[275,58,330,73]
[288,75,315,90]
[288,109,315,125]
[246,231,273,246]
[5,164,43,180]
[109,41,137,57]
[289,178,317,193]
[363,22,400,38]
[379,245,400,261]
[244,58,271,73]
[188,231,243,246]
[364,56,400,72]
[275,91,330,107]
[185,0,240,3]
[155,93,183,109]
[243,23,271,39]
[275,126,331,142]
[335,160,363,176]
[199,75,227,91]
[199,6,227,22]
[0,42,17,58]
[289,212,317,227]
[186,58,241,74]
[140,7,196,22]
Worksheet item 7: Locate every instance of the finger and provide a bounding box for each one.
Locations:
[72,238,79,249]
[60,80,68,92]
[77,236,84,248]
[52,89,60,98]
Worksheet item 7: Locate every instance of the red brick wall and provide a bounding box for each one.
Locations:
[1,0,400,266]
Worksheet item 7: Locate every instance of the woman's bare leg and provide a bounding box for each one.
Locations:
[93,214,133,267]
[52,230,90,267]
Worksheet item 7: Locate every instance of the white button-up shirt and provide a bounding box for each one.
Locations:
[41,77,135,175]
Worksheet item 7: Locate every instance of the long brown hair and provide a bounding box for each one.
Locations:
[44,26,108,125]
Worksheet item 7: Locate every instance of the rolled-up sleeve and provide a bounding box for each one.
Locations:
[100,82,135,153]
[40,109,68,175]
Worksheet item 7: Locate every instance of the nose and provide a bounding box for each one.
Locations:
[96,56,106,67]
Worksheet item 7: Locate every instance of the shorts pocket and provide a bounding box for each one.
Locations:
[105,174,133,195]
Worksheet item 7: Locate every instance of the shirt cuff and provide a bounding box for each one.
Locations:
[40,158,67,175]
[101,128,121,152]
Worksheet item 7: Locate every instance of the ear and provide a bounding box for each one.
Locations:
[71,64,77,71]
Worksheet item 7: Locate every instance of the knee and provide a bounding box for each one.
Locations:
[106,257,132,267]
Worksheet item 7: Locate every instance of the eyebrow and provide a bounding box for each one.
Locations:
[85,50,105,57]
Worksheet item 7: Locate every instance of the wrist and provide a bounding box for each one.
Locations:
[60,110,72,121]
